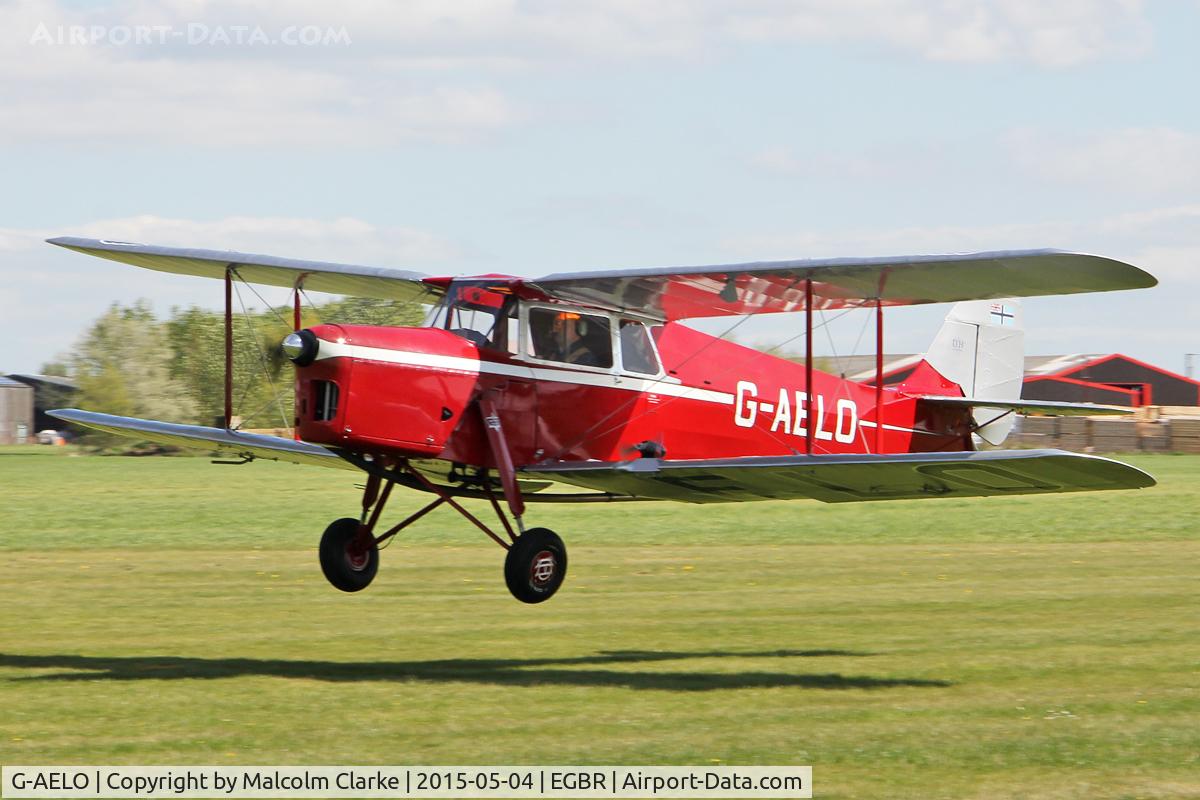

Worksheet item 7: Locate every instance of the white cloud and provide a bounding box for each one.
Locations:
[1006,127,1200,195]
[722,0,1150,67]
[0,1,1153,146]
[748,142,945,181]
[0,1,518,147]
[269,0,1150,66]
[4,214,458,264]
[720,218,1080,261]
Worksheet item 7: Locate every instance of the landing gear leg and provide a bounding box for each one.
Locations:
[321,412,569,603]
[479,393,568,603]
[319,468,438,593]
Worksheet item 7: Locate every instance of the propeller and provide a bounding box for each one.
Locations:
[266,338,289,380]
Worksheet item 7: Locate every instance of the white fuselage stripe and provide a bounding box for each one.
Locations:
[315,341,940,436]
[315,340,736,404]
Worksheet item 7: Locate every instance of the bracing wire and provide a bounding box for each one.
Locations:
[237,278,293,329]
[299,288,321,324]
[230,274,292,434]
[541,300,865,462]
[819,309,841,375]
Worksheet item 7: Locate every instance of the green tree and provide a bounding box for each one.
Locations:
[166,306,294,431]
[63,294,430,446]
[317,296,426,327]
[69,301,197,450]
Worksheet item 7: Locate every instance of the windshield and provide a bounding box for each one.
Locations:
[424,282,518,352]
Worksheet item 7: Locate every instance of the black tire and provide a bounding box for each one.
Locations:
[504,527,567,604]
[319,517,378,593]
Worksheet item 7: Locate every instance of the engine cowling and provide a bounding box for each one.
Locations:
[292,324,481,457]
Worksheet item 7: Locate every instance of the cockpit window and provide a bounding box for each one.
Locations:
[619,319,660,375]
[425,283,517,352]
[528,308,613,368]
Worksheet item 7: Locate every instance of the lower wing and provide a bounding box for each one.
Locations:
[524,450,1155,504]
[49,409,354,470]
[54,410,1154,505]
[49,409,562,498]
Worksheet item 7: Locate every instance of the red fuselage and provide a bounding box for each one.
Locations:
[294,322,972,469]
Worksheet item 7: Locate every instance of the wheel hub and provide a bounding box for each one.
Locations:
[530,550,557,586]
[345,529,373,571]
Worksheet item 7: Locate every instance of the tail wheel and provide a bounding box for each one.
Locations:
[504,527,567,604]
[319,517,379,593]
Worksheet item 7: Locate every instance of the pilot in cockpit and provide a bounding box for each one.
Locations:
[530,311,608,367]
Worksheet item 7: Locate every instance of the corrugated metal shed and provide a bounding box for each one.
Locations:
[0,377,35,444]
[5,374,80,431]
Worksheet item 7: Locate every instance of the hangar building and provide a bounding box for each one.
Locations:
[6,374,79,431]
[0,377,35,445]
[1021,354,1200,407]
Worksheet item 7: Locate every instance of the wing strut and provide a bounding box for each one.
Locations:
[805,279,814,456]
[291,276,305,440]
[293,279,303,330]
[223,266,233,429]
[875,296,884,454]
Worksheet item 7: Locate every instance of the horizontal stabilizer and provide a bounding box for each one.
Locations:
[48,409,355,470]
[46,237,439,303]
[914,396,1133,416]
[525,449,1155,504]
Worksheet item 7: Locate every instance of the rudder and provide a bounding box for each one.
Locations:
[913,299,1025,445]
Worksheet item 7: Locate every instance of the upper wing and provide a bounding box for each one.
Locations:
[47,237,441,304]
[49,409,355,470]
[528,249,1156,321]
[524,449,1155,504]
[49,240,1155,322]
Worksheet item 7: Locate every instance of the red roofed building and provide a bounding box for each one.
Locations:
[1022,354,1200,407]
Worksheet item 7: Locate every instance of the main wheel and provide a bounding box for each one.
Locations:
[504,527,567,604]
[319,517,378,592]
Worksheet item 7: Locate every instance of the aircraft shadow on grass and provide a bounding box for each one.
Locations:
[0,650,949,691]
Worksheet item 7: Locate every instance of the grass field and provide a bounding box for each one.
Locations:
[0,448,1196,799]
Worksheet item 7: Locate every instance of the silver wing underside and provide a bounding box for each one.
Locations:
[47,237,439,303]
[529,249,1157,321]
[53,411,1154,505]
[525,449,1155,504]
[49,409,354,470]
[49,409,572,500]
[49,238,1155,323]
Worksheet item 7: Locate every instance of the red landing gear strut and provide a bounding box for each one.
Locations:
[316,395,567,603]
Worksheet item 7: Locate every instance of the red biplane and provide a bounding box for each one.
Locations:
[47,238,1157,602]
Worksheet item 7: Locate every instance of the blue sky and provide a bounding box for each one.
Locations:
[2,1,1197,375]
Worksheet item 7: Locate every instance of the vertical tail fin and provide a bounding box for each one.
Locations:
[912,299,1025,445]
